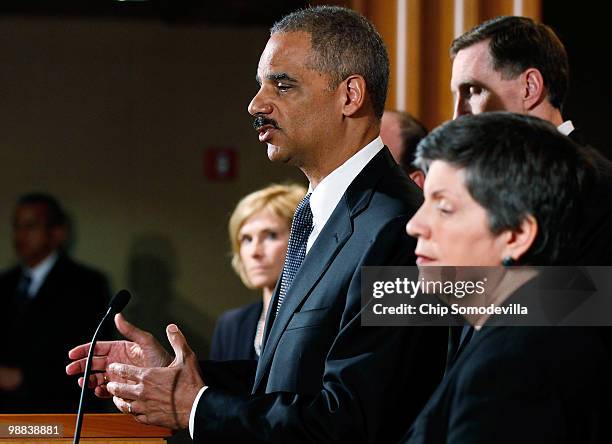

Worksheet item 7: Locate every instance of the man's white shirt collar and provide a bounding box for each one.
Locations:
[306,136,384,252]
[558,120,575,136]
[23,251,58,297]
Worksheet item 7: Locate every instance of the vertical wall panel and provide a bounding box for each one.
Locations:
[405,0,423,114]
[319,0,541,128]
[462,0,482,34]
[422,0,455,129]
[366,0,399,110]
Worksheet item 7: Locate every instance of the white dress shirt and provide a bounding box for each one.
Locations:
[558,120,575,136]
[189,136,385,438]
[23,252,58,298]
[306,136,384,252]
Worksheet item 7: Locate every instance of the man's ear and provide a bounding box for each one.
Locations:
[50,225,68,249]
[341,75,367,117]
[409,170,425,189]
[522,68,546,110]
[502,214,538,262]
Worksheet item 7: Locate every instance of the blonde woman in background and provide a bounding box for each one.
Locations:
[210,183,306,360]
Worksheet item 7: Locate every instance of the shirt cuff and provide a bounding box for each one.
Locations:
[189,386,207,439]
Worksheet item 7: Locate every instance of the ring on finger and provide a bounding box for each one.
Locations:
[127,402,133,414]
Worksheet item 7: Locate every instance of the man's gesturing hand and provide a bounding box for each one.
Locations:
[66,313,172,397]
[106,323,205,430]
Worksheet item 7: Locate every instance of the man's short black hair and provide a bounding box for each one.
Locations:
[391,111,428,173]
[17,192,67,228]
[450,16,569,110]
[414,112,587,265]
[272,6,389,119]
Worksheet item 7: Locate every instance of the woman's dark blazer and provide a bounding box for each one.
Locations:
[210,301,263,361]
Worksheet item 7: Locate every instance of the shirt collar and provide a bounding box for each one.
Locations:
[557,120,575,136]
[23,251,59,297]
[308,136,384,235]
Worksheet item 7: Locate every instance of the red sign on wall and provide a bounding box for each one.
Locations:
[204,147,237,181]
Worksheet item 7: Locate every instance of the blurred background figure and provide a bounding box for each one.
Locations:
[210,183,306,361]
[380,110,428,188]
[0,192,111,412]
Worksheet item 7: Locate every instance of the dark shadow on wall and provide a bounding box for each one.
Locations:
[543,2,612,159]
[124,234,214,360]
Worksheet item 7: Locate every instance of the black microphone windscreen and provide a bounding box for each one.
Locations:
[109,289,131,313]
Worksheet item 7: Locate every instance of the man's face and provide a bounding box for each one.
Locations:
[248,31,340,168]
[451,40,525,119]
[380,111,404,163]
[13,204,60,267]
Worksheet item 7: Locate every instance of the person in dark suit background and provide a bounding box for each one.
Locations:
[450,15,612,265]
[210,183,306,361]
[0,192,111,412]
[380,110,428,188]
[402,112,611,443]
[66,6,447,443]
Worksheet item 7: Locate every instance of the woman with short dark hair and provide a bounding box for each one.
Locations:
[403,112,610,443]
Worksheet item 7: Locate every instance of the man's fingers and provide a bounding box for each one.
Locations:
[67,341,116,360]
[83,372,107,388]
[107,362,142,383]
[94,385,113,398]
[112,395,134,414]
[112,396,147,423]
[77,371,115,389]
[66,356,107,375]
[76,376,96,389]
[166,324,192,365]
[107,380,141,400]
[115,314,156,345]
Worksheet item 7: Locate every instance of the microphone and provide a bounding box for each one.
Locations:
[73,289,131,444]
[108,289,131,314]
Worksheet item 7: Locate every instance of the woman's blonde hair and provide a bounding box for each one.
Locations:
[229,183,307,288]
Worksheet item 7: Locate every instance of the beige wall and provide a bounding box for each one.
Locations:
[0,15,305,354]
[343,0,541,130]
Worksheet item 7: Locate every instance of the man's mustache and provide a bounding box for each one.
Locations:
[253,116,280,131]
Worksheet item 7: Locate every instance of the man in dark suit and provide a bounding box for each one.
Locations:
[449,15,612,265]
[0,193,110,412]
[66,6,447,443]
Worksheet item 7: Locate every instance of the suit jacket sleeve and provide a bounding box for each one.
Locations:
[194,216,447,443]
[199,360,258,395]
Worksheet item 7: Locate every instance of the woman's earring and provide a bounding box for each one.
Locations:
[502,256,516,266]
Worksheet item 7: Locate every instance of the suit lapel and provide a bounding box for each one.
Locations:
[253,199,353,392]
[261,277,282,346]
[252,148,393,393]
[32,255,65,302]
[443,326,493,378]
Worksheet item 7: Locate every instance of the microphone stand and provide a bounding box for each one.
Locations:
[73,290,130,444]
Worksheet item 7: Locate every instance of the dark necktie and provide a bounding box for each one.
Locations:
[13,273,33,318]
[276,192,313,316]
[16,273,33,300]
